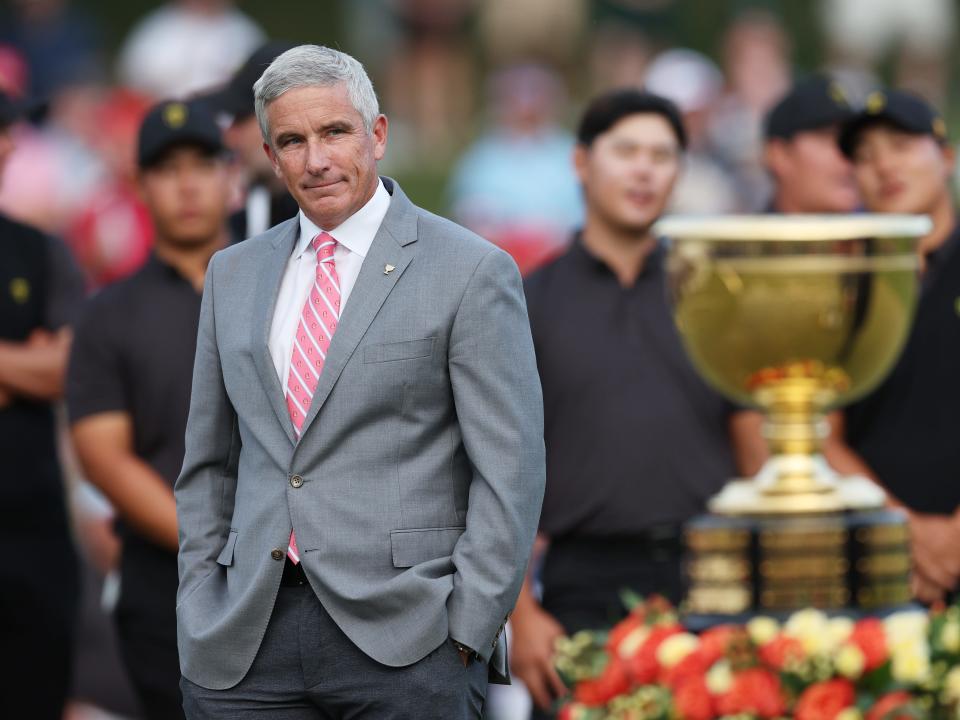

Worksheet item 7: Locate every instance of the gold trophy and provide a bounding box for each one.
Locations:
[655,214,931,617]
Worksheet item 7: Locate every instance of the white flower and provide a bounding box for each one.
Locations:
[942,620,960,653]
[836,709,863,720]
[706,660,733,695]
[747,616,779,645]
[834,643,865,679]
[829,617,855,645]
[943,666,960,703]
[884,611,929,650]
[615,626,649,659]
[891,639,931,684]
[656,632,699,668]
[785,608,831,654]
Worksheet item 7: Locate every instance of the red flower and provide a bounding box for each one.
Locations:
[759,634,805,670]
[851,618,889,672]
[865,691,915,720]
[698,624,741,665]
[624,624,684,684]
[660,646,710,689]
[606,612,646,658]
[674,676,714,720]
[573,656,631,707]
[794,679,856,720]
[715,668,786,718]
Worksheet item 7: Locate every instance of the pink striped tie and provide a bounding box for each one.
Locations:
[285,232,340,563]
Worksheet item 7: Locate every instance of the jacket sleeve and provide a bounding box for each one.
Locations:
[446,247,546,661]
[174,252,240,605]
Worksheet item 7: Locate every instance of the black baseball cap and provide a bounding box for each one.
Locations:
[577,88,687,150]
[200,40,296,120]
[838,89,949,158]
[765,75,855,141]
[138,99,226,168]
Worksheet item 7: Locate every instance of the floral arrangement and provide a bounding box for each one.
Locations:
[554,595,960,720]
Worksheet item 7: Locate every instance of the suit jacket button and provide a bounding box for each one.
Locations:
[290,475,304,488]
[271,549,284,561]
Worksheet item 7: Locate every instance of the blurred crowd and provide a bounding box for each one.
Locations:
[0,0,958,719]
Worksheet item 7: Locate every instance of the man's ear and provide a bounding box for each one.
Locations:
[263,141,283,180]
[372,114,388,161]
[573,144,589,186]
[941,142,956,181]
[764,139,789,180]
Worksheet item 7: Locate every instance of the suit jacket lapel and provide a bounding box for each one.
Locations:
[297,180,419,440]
[251,218,300,445]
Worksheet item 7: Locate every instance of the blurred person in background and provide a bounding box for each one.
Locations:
[66,88,154,288]
[201,40,298,241]
[0,88,84,720]
[644,48,738,214]
[820,0,956,107]
[117,0,264,100]
[448,63,583,275]
[67,99,231,720]
[514,90,735,718]
[0,0,103,100]
[383,0,476,163]
[832,90,958,605]
[708,9,792,212]
[762,74,860,214]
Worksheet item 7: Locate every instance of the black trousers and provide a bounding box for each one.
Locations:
[530,532,685,720]
[116,612,185,720]
[0,538,79,720]
[182,583,488,719]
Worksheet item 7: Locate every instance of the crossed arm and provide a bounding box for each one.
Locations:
[0,328,72,405]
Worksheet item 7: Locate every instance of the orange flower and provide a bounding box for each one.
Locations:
[850,618,889,672]
[794,679,856,720]
[698,625,742,665]
[715,668,786,718]
[660,646,710,689]
[573,656,631,707]
[759,634,805,670]
[674,676,714,720]
[865,691,915,720]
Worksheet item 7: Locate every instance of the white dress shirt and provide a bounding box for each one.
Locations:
[268,179,391,384]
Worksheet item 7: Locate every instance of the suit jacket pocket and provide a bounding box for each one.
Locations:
[216,529,238,567]
[390,526,465,568]
[363,337,435,364]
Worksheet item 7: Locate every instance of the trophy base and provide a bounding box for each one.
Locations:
[708,472,887,515]
[682,509,913,626]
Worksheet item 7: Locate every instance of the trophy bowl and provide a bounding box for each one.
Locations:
[657,214,930,516]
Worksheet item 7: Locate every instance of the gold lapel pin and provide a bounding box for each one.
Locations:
[384,264,395,275]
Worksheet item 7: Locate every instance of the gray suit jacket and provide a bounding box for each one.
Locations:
[175,178,545,690]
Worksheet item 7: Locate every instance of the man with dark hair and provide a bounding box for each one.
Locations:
[763,74,860,213]
[0,89,84,720]
[512,89,735,717]
[67,99,232,720]
[826,90,959,604]
[201,40,299,241]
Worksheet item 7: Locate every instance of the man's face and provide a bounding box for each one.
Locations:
[767,126,859,213]
[263,83,387,230]
[138,145,231,246]
[852,124,954,215]
[574,114,681,234]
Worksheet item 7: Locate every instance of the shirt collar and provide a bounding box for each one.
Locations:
[295,178,391,259]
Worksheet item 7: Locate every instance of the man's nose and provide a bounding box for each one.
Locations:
[305,138,330,174]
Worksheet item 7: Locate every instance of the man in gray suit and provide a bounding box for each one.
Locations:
[175,45,545,719]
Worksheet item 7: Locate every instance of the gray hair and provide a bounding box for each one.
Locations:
[253,45,380,143]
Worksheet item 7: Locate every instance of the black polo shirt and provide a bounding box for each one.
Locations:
[846,224,960,514]
[67,253,202,629]
[0,213,84,529]
[524,237,735,539]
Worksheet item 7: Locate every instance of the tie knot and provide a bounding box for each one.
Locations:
[312,232,337,262]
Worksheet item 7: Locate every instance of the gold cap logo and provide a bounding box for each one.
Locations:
[933,116,947,140]
[162,102,188,129]
[828,82,849,107]
[9,277,30,304]
[865,91,886,114]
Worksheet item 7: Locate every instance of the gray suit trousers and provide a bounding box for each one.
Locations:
[180,585,487,719]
